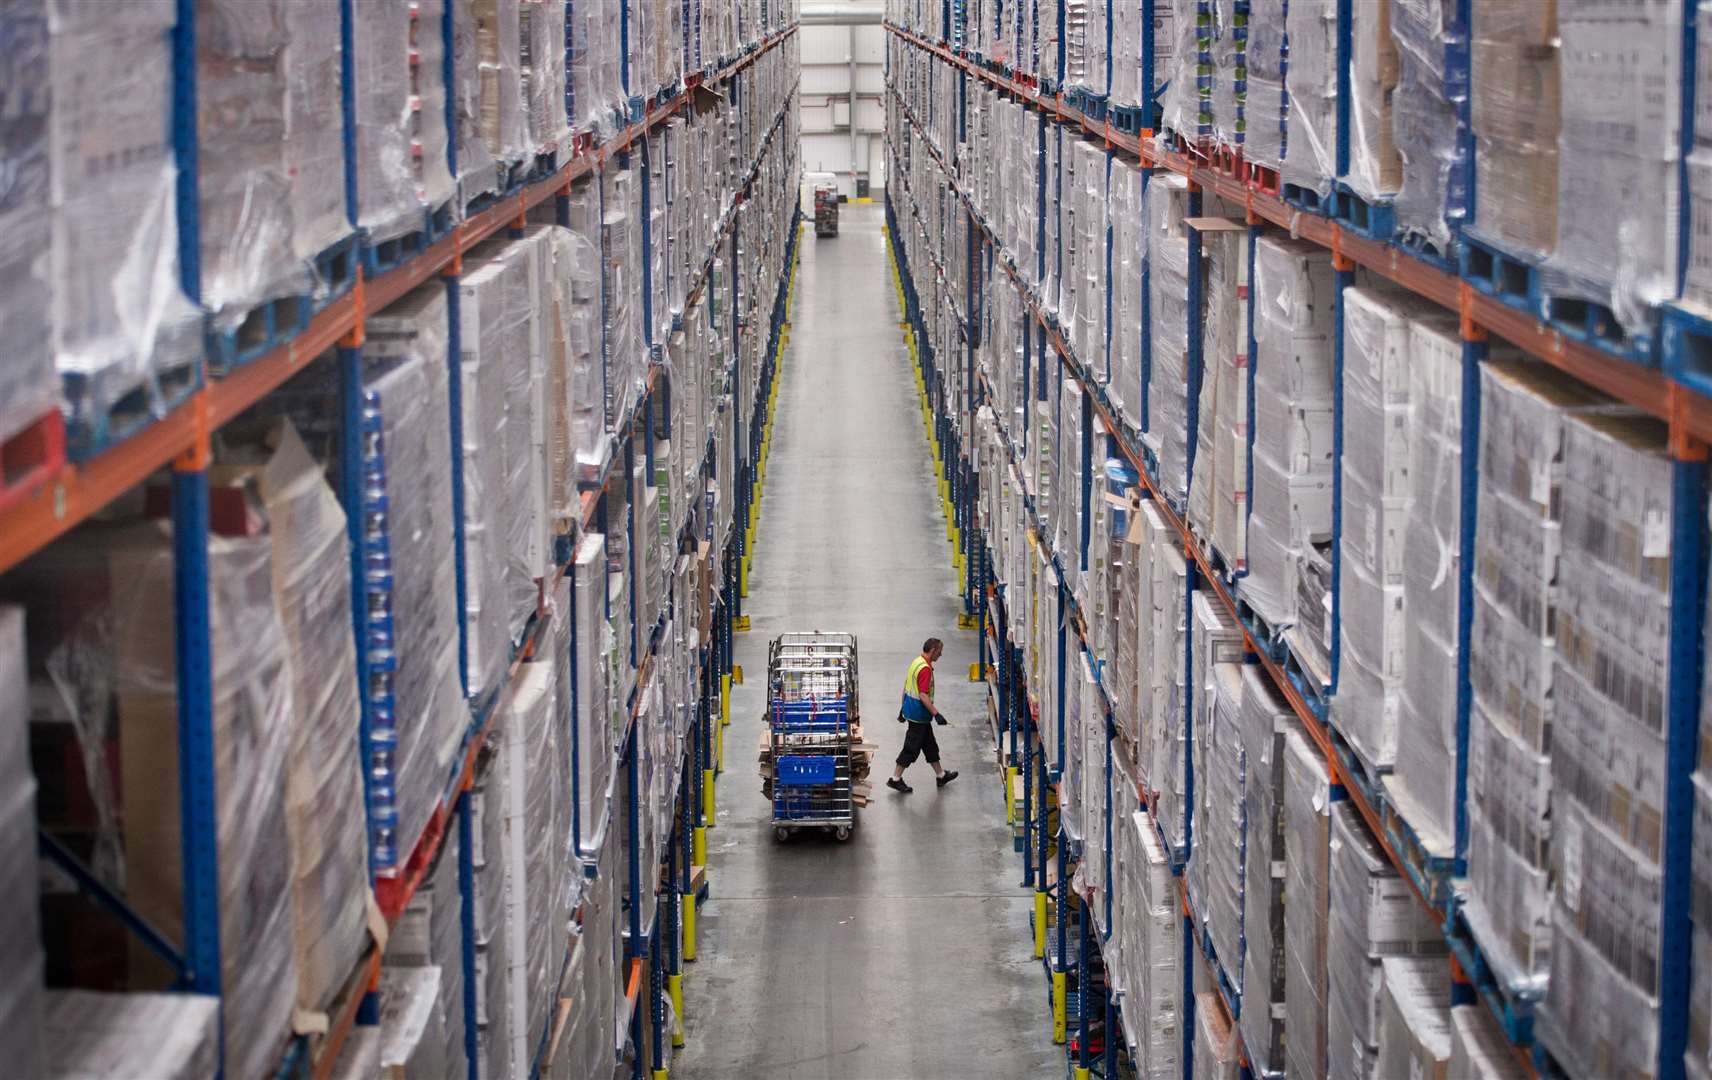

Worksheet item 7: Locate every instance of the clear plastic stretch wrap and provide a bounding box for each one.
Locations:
[1190,221,1250,571]
[1451,1003,1532,1080]
[1335,285,1423,768]
[1346,0,1401,203]
[0,3,56,447]
[470,742,509,1077]
[354,0,456,243]
[1142,505,1189,852]
[520,0,567,156]
[41,992,220,1078]
[568,0,621,137]
[1108,164,1146,429]
[388,823,470,1080]
[1201,665,1248,996]
[0,610,41,1074]
[540,224,588,531]
[603,161,645,440]
[259,425,370,1016]
[1469,3,1560,260]
[454,0,525,202]
[501,233,552,625]
[1374,957,1454,1080]
[1158,0,1201,138]
[1147,172,1193,506]
[572,533,615,857]
[1283,725,1331,1080]
[1110,0,1139,105]
[110,525,297,1080]
[1130,810,1182,1080]
[1283,0,1338,194]
[1239,669,1290,1077]
[501,648,567,1077]
[1390,317,1470,855]
[1193,992,1240,1080]
[48,0,202,443]
[361,286,469,873]
[1210,0,1243,150]
[1391,0,1460,255]
[1539,410,1674,1080]
[1326,801,1447,1080]
[1546,0,1682,338]
[1246,0,1285,169]
[198,0,350,324]
[1247,237,1336,630]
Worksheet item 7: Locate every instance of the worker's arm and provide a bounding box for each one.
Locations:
[919,667,946,723]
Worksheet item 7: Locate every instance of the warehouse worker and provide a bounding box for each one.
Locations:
[887,638,959,793]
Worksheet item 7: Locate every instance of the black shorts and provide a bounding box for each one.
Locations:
[896,721,940,767]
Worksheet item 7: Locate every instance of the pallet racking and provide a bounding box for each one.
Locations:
[885,3,1712,1078]
[2,5,802,1079]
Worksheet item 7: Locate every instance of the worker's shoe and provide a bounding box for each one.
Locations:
[936,770,959,788]
[887,778,913,794]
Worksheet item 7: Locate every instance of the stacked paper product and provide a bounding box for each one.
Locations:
[1210,0,1244,150]
[353,0,456,244]
[1110,0,1140,105]
[1246,0,1286,170]
[1246,236,1336,630]
[1147,172,1194,507]
[540,224,595,534]
[471,742,510,1077]
[1130,810,1181,1080]
[388,823,470,1080]
[1468,2,1560,259]
[258,425,370,1018]
[1291,542,1335,683]
[1538,410,1674,1079]
[603,162,646,435]
[1334,285,1438,769]
[0,610,41,1073]
[1688,3,1712,308]
[567,0,621,135]
[1346,0,1401,203]
[1391,0,1462,255]
[1151,4,1177,104]
[46,0,201,448]
[1326,801,1447,1080]
[565,181,612,481]
[501,648,568,1077]
[520,0,567,157]
[1239,668,1292,1076]
[1375,957,1455,1080]
[1388,318,1485,855]
[1062,652,1089,854]
[1109,165,1146,430]
[1189,218,1251,572]
[1283,725,1331,1080]
[1547,0,1682,337]
[0,2,55,448]
[1450,1003,1532,1080]
[361,286,469,873]
[572,533,616,857]
[1193,992,1240,1080]
[1141,503,1189,852]
[1200,665,1248,999]
[111,526,297,1079]
[1107,753,1135,1006]
[1282,0,1338,194]
[1158,0,1201,139]
[41,992,219,1078]
[453,0,527,202]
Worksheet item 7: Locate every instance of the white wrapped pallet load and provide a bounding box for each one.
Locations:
[389,824,470,1080]
[1193,992,1240,1080]
[1539,410,1674,1079]
[1326,801,1446,1080]
[1239,668,1291,1076]
[112,526,298,1079]
[1282,0,1338,195]
[353,0,456,244]
[1450,1003,1531,1080]
[41,992,220,1078]
[1283,725,1331,1080]
[453,0,527,202]
[1141,503,1189,852]
[0,609,41,1073]
[520,0,567,156]
[1468,3,1560,261]
[0,4,56,448]
[1198,664,1247,996]
[1375,956,1455,1080]
[361,287,469,873]
[1147,171,1194,506]
[1129,810,1181,1080]
[259,424,371,1020]
[1188,217,1251,572]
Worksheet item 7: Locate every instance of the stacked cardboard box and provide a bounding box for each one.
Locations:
[1374,957,1455,1080]
[1282,0,1339,194]
[1469,1,1559,259]
[1347,0,1401,202]
[1391,0,1462,255]
[1246,237,1336,631]
[388,826,470,1080]
[1146,172,1194,507]
[1239,669,1292,1076]
[1283,726,1331,1080]
[354,0,457,243]
[1189,218,1251,572]
[1538,411,1675,1078]
[41,992,219,1077]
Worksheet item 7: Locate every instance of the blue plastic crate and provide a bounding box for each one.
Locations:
[775,755,837,785]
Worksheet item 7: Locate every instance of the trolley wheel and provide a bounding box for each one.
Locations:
[835,827,852,842]
[774,827,791,842]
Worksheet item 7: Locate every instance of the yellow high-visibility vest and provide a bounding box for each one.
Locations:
[901,655,934,722]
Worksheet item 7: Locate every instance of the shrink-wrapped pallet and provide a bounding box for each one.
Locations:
[1468,3,1560,259]
[1283,726,1331,1080]
[353,0,456,243]
[1375,957,1454,1080]
[0,610,41,1073]
[453,0,526,202]
[1146,172,1194,507]
[1239,670,1291,1076]
[0,4,56,446]
[42,992,219,1078]
[389,824,470,1080]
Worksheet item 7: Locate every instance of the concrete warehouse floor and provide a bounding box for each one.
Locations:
[675,203,1061,1078]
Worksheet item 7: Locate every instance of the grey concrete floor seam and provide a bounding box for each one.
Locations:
[673,205,1061,1080]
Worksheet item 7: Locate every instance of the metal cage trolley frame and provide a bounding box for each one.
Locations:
[767,632,860,841]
